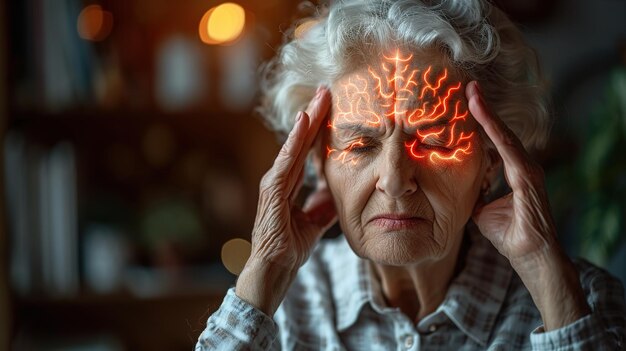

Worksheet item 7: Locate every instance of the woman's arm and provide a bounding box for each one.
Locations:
[235,86,336,316]
[510,246,590,330]
[196,87,336,350]
[529,259,626,350]
[195,287,280,350]
[464,81,613,334]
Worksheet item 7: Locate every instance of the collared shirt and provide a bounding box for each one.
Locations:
[196,229,625,350]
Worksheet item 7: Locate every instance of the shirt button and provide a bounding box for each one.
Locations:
[428,324,438,333]
[403,335,414,348]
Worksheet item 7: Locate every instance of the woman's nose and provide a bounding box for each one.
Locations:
[375,145,417,198]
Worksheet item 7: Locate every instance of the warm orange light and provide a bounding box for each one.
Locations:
[77,5,113,42]
[328,49,474,165]
[221,238,251,275]
[199,3,245,45]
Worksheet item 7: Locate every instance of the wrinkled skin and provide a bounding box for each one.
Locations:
[323,58,489,266]
[239,52,589,331]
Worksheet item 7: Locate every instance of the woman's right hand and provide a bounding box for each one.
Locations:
[235,86,337,316]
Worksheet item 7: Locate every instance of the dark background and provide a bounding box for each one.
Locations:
[0,0,625,349]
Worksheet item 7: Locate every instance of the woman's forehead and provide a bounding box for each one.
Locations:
[329,49,467,132]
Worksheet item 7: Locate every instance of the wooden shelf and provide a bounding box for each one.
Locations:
[7,108,268,145]
[14,290,227,350]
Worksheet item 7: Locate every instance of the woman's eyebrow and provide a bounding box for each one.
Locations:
[331,119,456,137]
[415,119,452,130]
[332,123,383,137]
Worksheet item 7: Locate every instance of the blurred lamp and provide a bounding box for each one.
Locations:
[77,4,113,42]
[199,3,245,45]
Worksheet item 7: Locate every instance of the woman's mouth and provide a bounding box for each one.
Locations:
[370,214,423,230]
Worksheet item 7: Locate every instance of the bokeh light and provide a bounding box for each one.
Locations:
[220,238,251,275]
[199,3,245,45]
[77,4,113,42]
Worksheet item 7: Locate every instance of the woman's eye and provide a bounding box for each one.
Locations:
[424,143,452,151]
[418,127,455,150]
[346,139,374,153]
[422,137,447,148]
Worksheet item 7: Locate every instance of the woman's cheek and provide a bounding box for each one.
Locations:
[324,159,353,220]
[325,157,374,229]
[420,152,483,221]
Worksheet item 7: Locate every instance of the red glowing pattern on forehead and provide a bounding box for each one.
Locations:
[326,50,474,165]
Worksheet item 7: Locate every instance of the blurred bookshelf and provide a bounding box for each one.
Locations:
[2,0,299,349]
[1,0,10,349]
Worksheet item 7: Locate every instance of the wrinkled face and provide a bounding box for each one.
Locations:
[323,50,487,266]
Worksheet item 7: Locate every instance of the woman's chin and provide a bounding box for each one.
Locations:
[359,227,438,266]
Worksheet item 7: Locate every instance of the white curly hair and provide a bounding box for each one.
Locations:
[258,0,551,174]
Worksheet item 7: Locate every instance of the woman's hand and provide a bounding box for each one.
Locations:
[466,81,590,331]
[236,87,337,316]
[466,81,556,264]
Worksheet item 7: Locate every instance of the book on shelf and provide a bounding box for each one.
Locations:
[16,0,96,110]
[4,132,79,297]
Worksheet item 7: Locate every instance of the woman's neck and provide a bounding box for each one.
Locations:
[369,232,466,322]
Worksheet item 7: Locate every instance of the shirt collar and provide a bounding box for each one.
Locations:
[325,227,513,345]
[435,226,513,345]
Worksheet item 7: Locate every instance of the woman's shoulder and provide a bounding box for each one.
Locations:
[299,234,354,274]
[487,256,625,348]
[279,234,361,312]
[503,257,625,307]
[313,234,352,256]
[498,256,625,325]
[572,258,623,285]
[273,236,354,348]
[280,234,352,299]
[571,258,626,309]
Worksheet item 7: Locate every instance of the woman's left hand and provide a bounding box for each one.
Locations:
[465,81,590,330]
[465,81,556,264]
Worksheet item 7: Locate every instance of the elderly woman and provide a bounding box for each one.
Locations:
[196,0,625,349]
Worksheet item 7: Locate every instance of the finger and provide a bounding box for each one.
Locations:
[271,111,310,185]
[466,81,535,189]
[285,87,332,195]
[466,81,528,164]
[473,192,512,221]
[471,193,513,242]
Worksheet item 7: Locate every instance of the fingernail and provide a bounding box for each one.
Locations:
[316,85,324,94]
[296,111,303,123]
[474,81,482,95]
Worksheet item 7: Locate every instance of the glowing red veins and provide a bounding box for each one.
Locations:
[327,50,474,165]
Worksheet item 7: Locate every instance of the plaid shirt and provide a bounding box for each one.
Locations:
[196,229,625,350]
